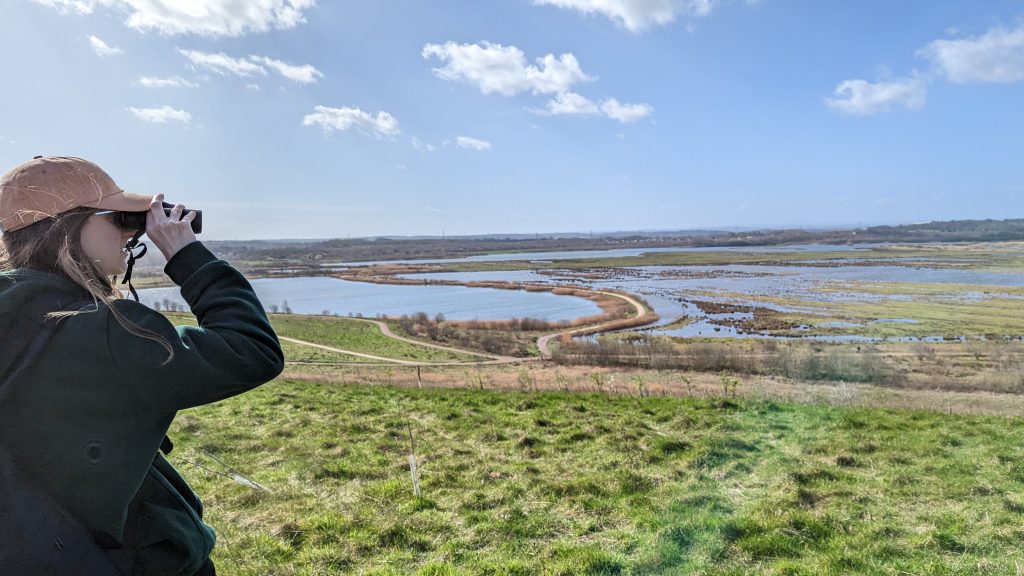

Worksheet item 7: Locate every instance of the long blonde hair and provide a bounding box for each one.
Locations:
[0,208,174,362]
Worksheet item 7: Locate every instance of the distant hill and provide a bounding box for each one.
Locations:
[206,218,1024,263]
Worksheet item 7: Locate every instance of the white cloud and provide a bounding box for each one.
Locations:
[455,136,492,151]
[600,98,653,122]
[245,83,261,91]
[139,75,196,88]
[411,137,437,152]
[249,56,323,84]
[919,23,1024,84]
[302,106,400,138]
[30,0,96,15]
[423,41,651,124]
[177,49,322,84]
[543,92,600,115]
[127,105,192,124]
[178,49,266,77]
[422,41,594,96]
[36,0,315,37]
[538,92,652,123]
[88,35,121,57]
[825,76,926,115]
[532,0,717,32]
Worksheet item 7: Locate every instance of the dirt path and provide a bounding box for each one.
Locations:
[279,336,424,365]
[283,292,653,366]
[355,319,508,361]
[537,291,653,358]
[281,328,525,367]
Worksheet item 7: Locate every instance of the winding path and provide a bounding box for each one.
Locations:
[281,290,654,366]
[536,290,653,358]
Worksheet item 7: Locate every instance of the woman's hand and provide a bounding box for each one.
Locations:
[146,194,198,261]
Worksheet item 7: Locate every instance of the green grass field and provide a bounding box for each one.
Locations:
[165,312,481,363]
[168,380,1024,575]
[269,315,481,363]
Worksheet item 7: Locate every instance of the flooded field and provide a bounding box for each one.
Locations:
[391,243,1024,341]
[149,242,1024,341]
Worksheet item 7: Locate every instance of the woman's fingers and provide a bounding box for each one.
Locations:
[145,196,197,260]
[149,194,166,220]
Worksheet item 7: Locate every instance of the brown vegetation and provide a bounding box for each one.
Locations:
[687,299,803,332]
[552,337,1024,394]
[281,361,1024,417]
[391,312,534,357]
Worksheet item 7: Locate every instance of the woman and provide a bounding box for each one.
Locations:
[0,156,284,574]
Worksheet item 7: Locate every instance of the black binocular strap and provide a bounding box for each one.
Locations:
[118,229,148,303]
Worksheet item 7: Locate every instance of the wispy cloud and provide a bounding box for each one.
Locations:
[422,41,593,96]
[29,0,93,15]
[542,92,600,115]
[455,136,492,151]
[537,92,653,123]
[176,48,319,84]
[919,22,1024,84]
[178,49,266,77]
[139,75,196,88]
[249,56,324,84]
[599,98,653,122]
[34,0,315,37]
[302,106,400,138]
[411,137,437,152]
[88,35,121,57]
[825,76,926,116]
[127,105,192,124]
[177,49,322,84]
[532,0,718,32]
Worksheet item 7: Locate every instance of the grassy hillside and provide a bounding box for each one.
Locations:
[168,380,1024,575]
[165,312,482,364]
[269,315,482,363]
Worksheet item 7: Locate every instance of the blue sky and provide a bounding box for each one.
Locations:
[2,0,1023,240]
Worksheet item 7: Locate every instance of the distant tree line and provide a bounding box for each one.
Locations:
[204,218,1024,264]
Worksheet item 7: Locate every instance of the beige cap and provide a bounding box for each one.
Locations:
[0,156,153,233]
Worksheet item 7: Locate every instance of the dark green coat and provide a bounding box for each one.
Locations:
[0,241,284,575]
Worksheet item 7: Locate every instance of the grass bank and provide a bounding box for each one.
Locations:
[268,315,481,363]
[170,380,1024,575]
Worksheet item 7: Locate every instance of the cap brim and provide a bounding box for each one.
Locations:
[85,190,153,213]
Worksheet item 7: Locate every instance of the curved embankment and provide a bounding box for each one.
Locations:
[280,288,656,366]
[282,318,521,367]
[536,291,655,358]
[330,271,633,332]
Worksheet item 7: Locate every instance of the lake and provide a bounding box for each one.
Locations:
[136,276,603,321]
[142,244,1023,340]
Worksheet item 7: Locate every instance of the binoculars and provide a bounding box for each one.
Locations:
[112,202,202,234]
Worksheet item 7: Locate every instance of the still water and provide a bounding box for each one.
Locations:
[328,244,879,267]
[136,276,603,321]
[141,244,1022,339]
[398,262,1024,339]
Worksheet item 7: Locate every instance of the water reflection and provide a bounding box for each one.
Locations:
[137,276,602,321]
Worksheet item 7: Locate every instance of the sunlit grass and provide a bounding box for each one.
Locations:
[168,380,1024,575]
